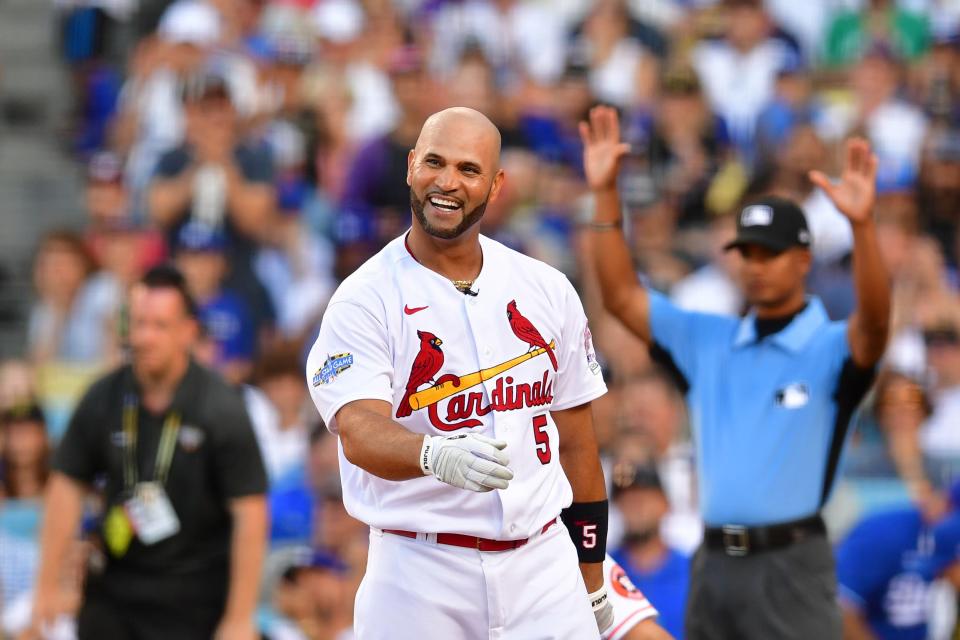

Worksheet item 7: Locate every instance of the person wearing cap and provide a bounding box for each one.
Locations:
[148,64,277,332]
[31,265,268,640]
[584,105,890,638]
[174,220,257,385]
[609,462,690,639]
[835,480,960,640]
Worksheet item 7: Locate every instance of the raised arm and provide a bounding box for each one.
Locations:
[810,139,891,368]
[581,106,653,344]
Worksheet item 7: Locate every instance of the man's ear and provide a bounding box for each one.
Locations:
[488,169,506,203]
[406,149,415,186]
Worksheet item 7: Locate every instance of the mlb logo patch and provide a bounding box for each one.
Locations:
[178,425,205,452]
[741,205,773,227]
[775,383,810,409]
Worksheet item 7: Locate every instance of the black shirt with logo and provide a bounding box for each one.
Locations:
[53,360,267,607]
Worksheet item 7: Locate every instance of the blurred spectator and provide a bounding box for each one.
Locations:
[571,0,659,110]
[0,361,36,411]
[428,0,567,89]
[28,230,115,368]
[339,45,433,242]
[148,66,276,268]
[918,126,960,266]
[618,369,701,554]
[836,482,960,640]
[0,402,50,619]
[692,0,794,157]
[32,265,268,639]
[175,221,257,384]
[918,310,960,484]
[850,372,932,486]
[115,0,224,214]
[670,213,742,315]
[762,124,854,266]
[609,462,690,639]
[267,548,352,640]
[824,0,929,66]
[253,342,311,484]
[643,66,730,225]
[817,45,928,192]
[83,151,166,277]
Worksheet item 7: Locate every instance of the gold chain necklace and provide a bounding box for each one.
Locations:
[451,279,475,293]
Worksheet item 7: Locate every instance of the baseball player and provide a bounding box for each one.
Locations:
[602,555,674,640]
[306,107,613,639]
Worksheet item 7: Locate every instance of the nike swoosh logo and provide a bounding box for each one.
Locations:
[404,305,429,315]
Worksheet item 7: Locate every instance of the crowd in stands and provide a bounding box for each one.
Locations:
[3,0,960,637]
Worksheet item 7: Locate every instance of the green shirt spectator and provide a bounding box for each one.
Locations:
[824,7,929,65]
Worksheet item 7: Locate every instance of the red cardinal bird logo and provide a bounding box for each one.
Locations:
[507,300,558,371]
[396,330,445,418]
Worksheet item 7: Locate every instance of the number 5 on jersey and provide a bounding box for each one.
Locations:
[532,414,551,464]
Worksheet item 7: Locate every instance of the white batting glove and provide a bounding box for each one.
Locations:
[589,587,614,633]
[419,434,514,492]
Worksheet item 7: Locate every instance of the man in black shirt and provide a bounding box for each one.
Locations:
[31,266,268,640]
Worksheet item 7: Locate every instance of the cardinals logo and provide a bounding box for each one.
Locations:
[507,300,558,371]
[396,331,445,418]
[396,301,559,430]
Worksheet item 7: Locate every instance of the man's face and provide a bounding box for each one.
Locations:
[185,95,236,145]
[176,250,226,301]
[616,487,668,546]
[406,116,505,240]
[86,181,127,224]
[128,285,197,378]
[737,244,809,309]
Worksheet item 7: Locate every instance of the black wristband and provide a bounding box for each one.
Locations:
[560,500,608,563]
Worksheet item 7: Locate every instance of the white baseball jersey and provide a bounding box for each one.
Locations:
[307,232,606,540]
[603,555,660,640]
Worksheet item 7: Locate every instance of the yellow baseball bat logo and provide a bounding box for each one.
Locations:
[408,340,556,411]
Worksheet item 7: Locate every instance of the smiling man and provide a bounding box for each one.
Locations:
[583,105,891,639]
[306,107,616,638]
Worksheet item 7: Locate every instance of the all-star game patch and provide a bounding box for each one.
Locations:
[584,327,601,375]
[313,353,354,386]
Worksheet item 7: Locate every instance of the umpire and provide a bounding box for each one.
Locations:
[582,107,890,639]
[31,266,268,640]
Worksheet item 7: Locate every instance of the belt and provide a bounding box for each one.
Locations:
[703,514,825,557]
[383,518,558,552]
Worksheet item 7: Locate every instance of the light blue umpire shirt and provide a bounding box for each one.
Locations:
[648,291,872,526]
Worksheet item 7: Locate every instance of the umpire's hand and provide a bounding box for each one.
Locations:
[422,433,514,492]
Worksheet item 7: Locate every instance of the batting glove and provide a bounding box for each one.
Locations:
[419,434,514,492]
[589,587,614,634]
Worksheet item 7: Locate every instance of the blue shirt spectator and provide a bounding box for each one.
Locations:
[836,507,960,640]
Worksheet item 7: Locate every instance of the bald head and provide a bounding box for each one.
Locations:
[406,107,506,241]
[416,107,502,170]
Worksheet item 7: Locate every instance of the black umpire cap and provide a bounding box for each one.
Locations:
[724,196,812,253]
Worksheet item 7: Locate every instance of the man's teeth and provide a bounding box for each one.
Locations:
[429,196,461,211]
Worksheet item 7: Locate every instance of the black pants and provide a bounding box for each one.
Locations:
[77,587,223,640]
[685,535,842,640]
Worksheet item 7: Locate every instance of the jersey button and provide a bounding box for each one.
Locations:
[509,524,517,533]
[483,347,492,357]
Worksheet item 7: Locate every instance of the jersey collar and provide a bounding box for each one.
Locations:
[733,296,831,353]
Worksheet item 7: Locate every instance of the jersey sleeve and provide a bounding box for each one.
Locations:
[209,384,268,499]
[648,290,731,386]
[550,279,607,411]
[602,555,659,640]
[306,300,394,433]
[52,378,109,483]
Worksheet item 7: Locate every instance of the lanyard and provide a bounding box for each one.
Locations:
[121,394,181,490]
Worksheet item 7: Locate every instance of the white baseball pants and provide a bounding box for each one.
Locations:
[354,521,599,639]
